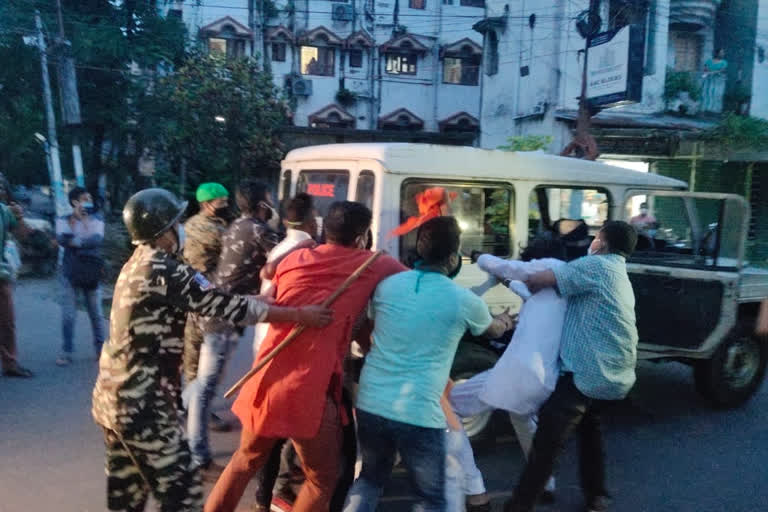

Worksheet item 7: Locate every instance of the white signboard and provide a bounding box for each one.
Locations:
[587,26,630,100]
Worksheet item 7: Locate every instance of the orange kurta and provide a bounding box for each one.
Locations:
[232,244,405,439]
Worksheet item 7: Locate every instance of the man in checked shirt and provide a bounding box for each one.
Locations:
[505,221,639,512]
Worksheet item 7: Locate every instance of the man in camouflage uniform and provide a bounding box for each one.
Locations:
[183,182,231,383]
[92,188,332,512]
[185,180,284,479]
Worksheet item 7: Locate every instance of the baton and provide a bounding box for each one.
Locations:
[224,250,384,399]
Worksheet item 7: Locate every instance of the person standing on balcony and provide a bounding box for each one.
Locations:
[701,48,727,113]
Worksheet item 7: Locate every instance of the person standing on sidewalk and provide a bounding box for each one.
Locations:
[55,187,106,366]
[183,182,231,384]
[0,172,33,378]
[205,201,406,512]
[504,221,638,512]
[344,216,515,512]
[92,188,332,512]
[184,180,282,481]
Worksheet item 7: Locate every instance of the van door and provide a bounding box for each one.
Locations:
[624,191,749,358]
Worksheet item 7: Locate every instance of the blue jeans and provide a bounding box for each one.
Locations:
[344,410,446,512]
[61,274,105,355]
[182,328,238,467]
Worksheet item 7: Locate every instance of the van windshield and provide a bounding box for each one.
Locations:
[296,170,349,217]
[399,181,514,262]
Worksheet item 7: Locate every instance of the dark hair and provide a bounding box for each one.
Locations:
[520,233,566,262]
[600,220,638,258]
[324,201,372,246]
[68,186,88,206]
[416,216,461,265]
[284,193,314,224]
[235,180,269,216]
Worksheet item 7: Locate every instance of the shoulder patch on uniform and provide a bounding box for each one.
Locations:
[193,272,213,290]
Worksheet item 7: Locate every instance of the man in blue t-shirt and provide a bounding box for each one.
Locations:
[344,216,515,512]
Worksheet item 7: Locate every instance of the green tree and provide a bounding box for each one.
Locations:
[497,134,553,152]
[139,54,289,196]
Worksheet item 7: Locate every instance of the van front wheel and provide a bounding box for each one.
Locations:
[693,323,768,408]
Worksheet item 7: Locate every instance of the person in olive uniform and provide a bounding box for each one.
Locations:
[183,182,233,384]
[91,188,332,512]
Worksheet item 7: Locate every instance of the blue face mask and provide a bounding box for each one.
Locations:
[82,202,95,214]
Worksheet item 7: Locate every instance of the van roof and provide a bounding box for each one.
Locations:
[284,143,688,190]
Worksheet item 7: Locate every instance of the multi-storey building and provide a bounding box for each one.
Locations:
[169,0,485,140]
[474,0,768,263]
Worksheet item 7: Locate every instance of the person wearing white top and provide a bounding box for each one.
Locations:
[252,194,317,357]
[450,237,568,511]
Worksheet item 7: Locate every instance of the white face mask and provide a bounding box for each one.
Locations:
[176,224,186,253]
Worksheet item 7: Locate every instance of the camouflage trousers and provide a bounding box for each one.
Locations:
[103,424,203,512]
[184,315,204,383]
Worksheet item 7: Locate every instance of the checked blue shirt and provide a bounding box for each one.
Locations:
[552,254,639,401]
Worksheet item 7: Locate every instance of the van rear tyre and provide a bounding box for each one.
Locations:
[693,323,768,408]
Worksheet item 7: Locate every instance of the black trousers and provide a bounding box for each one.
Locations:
[508,373,609,511]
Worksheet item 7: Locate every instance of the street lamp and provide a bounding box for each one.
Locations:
[214,115,226,123]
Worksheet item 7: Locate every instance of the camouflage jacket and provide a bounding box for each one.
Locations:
[91,245,267,433]
[213,216,281,296]
[200,216,280,334]
[182,213,228,275]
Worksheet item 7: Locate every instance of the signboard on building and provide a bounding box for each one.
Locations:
[586,25,645,108]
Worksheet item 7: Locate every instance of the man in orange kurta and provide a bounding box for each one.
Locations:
[206,201,405,512]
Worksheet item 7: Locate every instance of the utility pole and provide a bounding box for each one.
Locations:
[55,0,85,188]
[561,1,600,160]
[35,10,68,218]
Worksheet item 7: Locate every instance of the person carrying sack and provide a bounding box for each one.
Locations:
[55,187,106,366]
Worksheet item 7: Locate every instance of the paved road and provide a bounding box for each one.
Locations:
[2,278,768,512]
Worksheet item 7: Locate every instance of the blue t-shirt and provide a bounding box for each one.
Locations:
[356,270,493,429]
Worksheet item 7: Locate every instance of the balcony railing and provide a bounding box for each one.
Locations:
[665,70,728,114]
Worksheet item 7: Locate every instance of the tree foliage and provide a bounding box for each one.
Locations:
[139,54,289,195]
[497,135,553,152]
[704,113,768,152]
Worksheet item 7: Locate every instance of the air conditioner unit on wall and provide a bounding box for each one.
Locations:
[332,3,354,22]
[292,77,313,96]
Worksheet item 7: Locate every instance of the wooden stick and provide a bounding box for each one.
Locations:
[224,250,384,399]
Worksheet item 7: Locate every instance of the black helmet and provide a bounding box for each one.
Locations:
[123,188,188,244]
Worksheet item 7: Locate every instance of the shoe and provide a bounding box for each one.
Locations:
[200,461,226,483]
[270,495,294,512]
[56,355,72,366]
[3,365,34,378]
[251,505,269,512]
[585,495,612,512]
[209,413,232,432]
[466,502,491,512]
[539,490,556,505]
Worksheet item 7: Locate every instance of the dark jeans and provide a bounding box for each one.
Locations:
[508,373,609,512]
[343,409,446,512]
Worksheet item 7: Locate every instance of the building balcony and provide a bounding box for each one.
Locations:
[663,70,741,116]
[669,0,723,30]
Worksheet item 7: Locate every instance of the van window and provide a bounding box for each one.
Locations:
[626,192,746,269]
[356,171,375,210]
[399,181,514,261]
[297,170,349,216]
[280,170,291,201]
[529,187,610,236]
